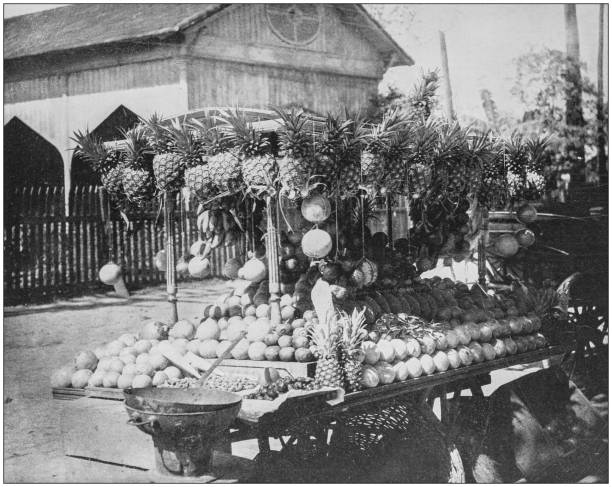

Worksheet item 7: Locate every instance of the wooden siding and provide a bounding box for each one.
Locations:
[4,58,180,104]
[187,58,378,114]
[194,4,385,78]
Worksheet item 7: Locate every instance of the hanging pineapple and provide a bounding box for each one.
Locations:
[360,109,403,195]
[338,112,365,198]
[437,122,470,202]
[223,109,276,196]
[405,121,438,199]
[338,307,368,392]
[120,126,155,206]
[205,115,242,193]
[314,113,352,193]
[71,129,124,196]
[275,108,314,199]
[504,132,529,201]
[477,138,506,209]
[383,125,410,194]
[142,113,184,193]
[166,118,214,203]
[524,135,549,199]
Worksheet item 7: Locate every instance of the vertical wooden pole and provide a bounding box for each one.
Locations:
[386,194,393,248]
[478,207,489,286]
[164,192,179,324]
[439,31,456,121]
[597,4,607,182]
[265,195,281,326]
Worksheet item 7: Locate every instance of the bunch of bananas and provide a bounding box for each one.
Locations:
[195,197,245,254]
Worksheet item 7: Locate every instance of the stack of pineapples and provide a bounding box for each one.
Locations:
[309,307,368,392]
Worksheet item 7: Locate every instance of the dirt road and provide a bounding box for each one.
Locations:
[3,279,238,482]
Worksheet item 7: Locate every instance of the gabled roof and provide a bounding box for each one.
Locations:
[4,4,412,66]
[4,4,227,59]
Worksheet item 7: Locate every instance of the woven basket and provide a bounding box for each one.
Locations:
[328,398,465,483]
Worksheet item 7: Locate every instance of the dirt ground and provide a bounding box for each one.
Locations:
[1,279,578,483]
[3,279,251,483]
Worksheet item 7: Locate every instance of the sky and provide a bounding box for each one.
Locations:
[4,3,608,121]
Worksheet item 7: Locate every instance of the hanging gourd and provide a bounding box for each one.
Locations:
[516,203,537,224]
[515,228,536,248]
[301,228,333,259]
[99,262,122,285]
[188,255,211,278]
[190,239,206,256]
[176,256,190,276]
[301,194,332,223]
[154,250,167,272]
[356,258,378,286]
[223,257,243,279]
[494,233,520,258]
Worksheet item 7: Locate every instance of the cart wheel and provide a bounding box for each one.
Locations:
[568,303,608,352]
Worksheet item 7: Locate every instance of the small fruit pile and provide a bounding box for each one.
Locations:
[161,374,259,392]
[244,376,320,401]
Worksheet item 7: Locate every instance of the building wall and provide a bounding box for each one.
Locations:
[187,57,378,114]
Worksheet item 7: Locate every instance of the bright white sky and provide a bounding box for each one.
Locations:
[4,3,608,121]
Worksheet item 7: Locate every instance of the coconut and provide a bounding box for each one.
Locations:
[515,228,536,247]
[494,234,520,258]
[301,229,333,259]
[301,194,332,223]
[516,203,537,224]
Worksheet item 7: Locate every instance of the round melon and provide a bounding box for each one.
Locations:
[74,350,98,371]
[516,203,537,224]
[362,341,380,365]
[494,234,520,258]
[301,194,332,223]
[241,258,267,283]
[132,375,152,389]
[377,341,396,363]
[149,353,169,371]
[361,365,380,388]
[99,262,122,285]
[375,362,396,384]
[51,365,76,388]
[117,374,135,389]
[164,366,182,380]
[393,361,410,381]
[70,369,93,389]
[247,319,272,342]
[198,339,219,359]
[152,371,169,386]
[516,228,536,247]
[196,319,220,341]
[169,320,195,340]
[102,371,120,388]
[247,341,267,361]
[301,229,333,259]
[188,255,211,278]
[405,357,424,378]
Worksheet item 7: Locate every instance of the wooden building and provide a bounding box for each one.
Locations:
[4,4,412,201]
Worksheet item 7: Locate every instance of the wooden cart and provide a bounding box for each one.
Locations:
[53,345,566,482]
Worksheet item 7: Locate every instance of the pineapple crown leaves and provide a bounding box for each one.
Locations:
[524,134,551,171]
[70,129,109,171]
[338,307,368,350]
[273,107,313,158]
[406,70,440,122]
[317,112,353,158]
[141,113,172,153]
[219,108,270,157]
[360,108,405,154]
[191,115,233,156]
[120,125,151,168]
[163,117,201,164]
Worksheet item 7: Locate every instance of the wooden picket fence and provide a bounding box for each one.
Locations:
[4,185,242,304]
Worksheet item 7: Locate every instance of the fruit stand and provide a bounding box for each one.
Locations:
[53,91,582,482]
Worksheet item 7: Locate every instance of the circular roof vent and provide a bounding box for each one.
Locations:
[266,4,322,46]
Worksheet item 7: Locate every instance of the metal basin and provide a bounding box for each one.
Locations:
[124,386,242,414]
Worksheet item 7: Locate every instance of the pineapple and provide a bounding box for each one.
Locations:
[436,123,469,201]
[405,122,438,198]
[165,117,214,202]
[120,126,154,205]
[338,307,368,392]
[314,114,352,192]
[383,127,410,194]
[71,129,124,195]
[222,109,276,195]
[205,120,242,193]
[142,113,184,192]
[275,108,314,198]
[309,311,343,388]
[337,114,366,198]
[360,109,402,193]
[477,139,506,209]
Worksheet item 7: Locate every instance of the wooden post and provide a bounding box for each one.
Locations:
[439,30,456,121]
[164,192,179,324]
[478,207,489,286]
[597,4,607,182]
[265,195,281,326]
[386,194,393,248]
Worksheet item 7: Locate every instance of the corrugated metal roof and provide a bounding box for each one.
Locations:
[4,4,226,59]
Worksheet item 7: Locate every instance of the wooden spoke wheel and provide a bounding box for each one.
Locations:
[568,302,608,353]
